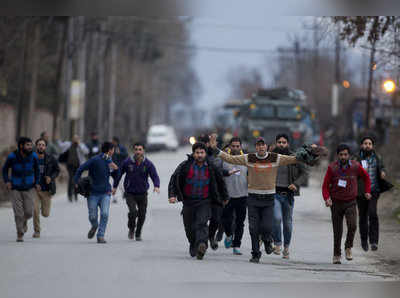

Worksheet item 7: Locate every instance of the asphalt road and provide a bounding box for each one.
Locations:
[0,147,397,298]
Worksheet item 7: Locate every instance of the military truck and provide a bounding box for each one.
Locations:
[238,87,315,150]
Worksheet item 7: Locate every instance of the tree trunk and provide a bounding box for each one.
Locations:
[366,42,376,130]
[97,21,107,139]
[16,19,28,139]
[77,16,87,139]
[108,41,117,140]
[27,22,41,137]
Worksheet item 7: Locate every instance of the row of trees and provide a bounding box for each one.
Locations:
[0,17,201,144]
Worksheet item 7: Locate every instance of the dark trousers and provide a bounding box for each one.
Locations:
[222,196,247,248]
[330,200,357,257]
[182,203,211,247]
[209,204,223,241]
[125,193,148,237]
[247,195,274,258]
[357,192,380,245]
[67,164,79,201]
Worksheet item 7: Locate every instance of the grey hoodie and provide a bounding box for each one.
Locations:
[222,157,248,198]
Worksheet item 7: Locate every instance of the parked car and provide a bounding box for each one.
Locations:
[146,125,179,152]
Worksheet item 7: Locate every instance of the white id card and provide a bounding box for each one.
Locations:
[93,146,99,153]
[338,179,347,188]
[361,160,368,169]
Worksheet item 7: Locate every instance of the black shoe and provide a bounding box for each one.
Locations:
[210,238,218,250]
[197,243,207,260]
[88,226,97,239]
[216,229,224,242]
[97,237,107,244]
[249,256,260,263]
[128,230,134,240]
[371,243,378,251]
[264,241,274,255]
[361,241,369,252]
[135,235,142,241]
[189,244,197,257]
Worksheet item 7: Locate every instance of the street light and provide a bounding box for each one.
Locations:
[383,79,396,93]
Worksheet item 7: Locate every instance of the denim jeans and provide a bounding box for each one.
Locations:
[87,194,111,238]
[273,193,294,247]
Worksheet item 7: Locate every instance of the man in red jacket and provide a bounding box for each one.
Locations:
[322,144,371,264]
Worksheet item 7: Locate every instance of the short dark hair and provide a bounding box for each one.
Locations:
[112,136,120,143]
[229,137,242,144]
[18,137,32,149]
[134,142,145,150]
[337,143,351,154]
[197,134,210,144]
[40,131,47,138]
[101,142,115,153]
[35,138,48,146]
[192,142,207,153]
[361,136,375,145]
[276,133,289,143]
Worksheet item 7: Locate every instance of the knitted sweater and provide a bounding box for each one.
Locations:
[217,150,297,195]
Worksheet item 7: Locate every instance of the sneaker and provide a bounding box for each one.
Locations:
[361,241,369,252]
[273,245,282,255]
[282,247,290,259]
[97,237,107,244]
[224,236,233,249]
[136,236,142,241]
[233,248,242,255]
[87,226,98,239]
[332,256,341,264]
[189,244,197,257]
[23,220,28,233]
[16,233,24,242]
[345,248,353,261]
[210,238,218,250]
[370,243,378,251]
[249,256,260,263]
[197,243,207,260]
[128,230,134,240]
[264,241,274,255]
[32,232,40,238]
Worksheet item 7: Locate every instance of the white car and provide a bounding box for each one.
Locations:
[146,125,179,151]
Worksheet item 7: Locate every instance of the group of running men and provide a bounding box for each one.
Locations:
[2,132,391,264]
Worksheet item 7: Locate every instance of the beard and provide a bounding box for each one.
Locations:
[361,148,373,156]
[273,146,290,155]
[22,148,33,155]
[195,156,206,163]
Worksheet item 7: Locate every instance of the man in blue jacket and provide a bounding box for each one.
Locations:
[2,137,40,242]
[114,143,160,241]
[74,142,119,244]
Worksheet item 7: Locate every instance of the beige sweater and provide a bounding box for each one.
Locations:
[217,150,297,195]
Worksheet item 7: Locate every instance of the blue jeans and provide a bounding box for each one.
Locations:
[87,194,111,238]
[273,193,294,247]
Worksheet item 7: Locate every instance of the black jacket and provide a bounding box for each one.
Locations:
[41,153,60,195]
[274,149,308,196]
[168,155,229,206]
[354,150,393,195]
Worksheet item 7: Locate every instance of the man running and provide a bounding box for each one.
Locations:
[168,142,228,260]
[33,138,60,238]
[114,143,160,241]
[2,137,40,242]
[209,133,323,263]
[74,142,119,244]
[322,144,371,264]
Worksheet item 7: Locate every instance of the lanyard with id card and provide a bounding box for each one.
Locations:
[338,179,347,188]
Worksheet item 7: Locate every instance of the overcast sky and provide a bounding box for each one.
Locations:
[188,16,310,108]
